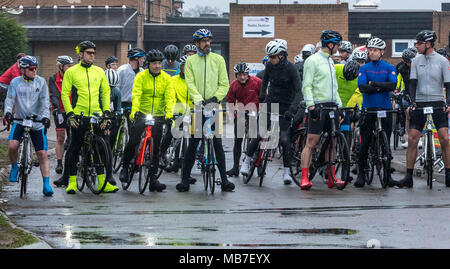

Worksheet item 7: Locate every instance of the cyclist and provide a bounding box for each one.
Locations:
[182,44,197,56]
[338,41,353,64]
[436,48,450,62]
[162,44,180,77]
[299,30,345,190]
[353,37,398,188]
[175,28,235,192]
[395,48,417,149]
[61,41,118,194]
[240,38,303,185]
[256,55,269,80]
[160,54,195,177]
[118,49,176,192]
[295,44,316,78]
[226,62,262,177]
[0,52,26,87]
[49,56,74,176]
[118,48,146,129]
[105,56,119,71]
[399,30,450,188]
[3,56,53,196]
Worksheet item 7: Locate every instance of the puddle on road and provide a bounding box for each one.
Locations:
[271,228,358,235]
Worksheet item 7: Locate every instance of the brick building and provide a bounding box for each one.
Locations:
[229,3,348,79]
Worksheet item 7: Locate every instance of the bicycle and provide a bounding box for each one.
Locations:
[360,109,397,188]
[243,111,283,187]
[112,108,130,173]
[391,91,407,150]
[192,105,225,194]
[161,114,189,176]
[7,115,47,198]
[121,113,165,194]
[412,106,444,189]
[288,109,308,187]
[302,105,351,190]
[74,112,112,195]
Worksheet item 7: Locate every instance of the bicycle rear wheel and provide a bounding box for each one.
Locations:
[377,131,391,188]
[138,138,152,194]
[85,136,109,194]
[425,131,434,189]
[328,132,350,190]
[244,150,260,184]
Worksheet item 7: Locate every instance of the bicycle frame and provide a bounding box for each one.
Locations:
[137,125,153,166]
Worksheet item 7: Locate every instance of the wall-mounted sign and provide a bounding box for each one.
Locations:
[243,16,275,38]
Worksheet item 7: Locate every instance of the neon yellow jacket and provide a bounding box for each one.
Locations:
[184,52,229,104]
[61,62,110,116]
[171,74,193,115]
[346,88,363,108]
[396,73,405,91]
[130,69,176,121]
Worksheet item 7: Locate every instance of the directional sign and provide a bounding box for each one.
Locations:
[243,16,274,38]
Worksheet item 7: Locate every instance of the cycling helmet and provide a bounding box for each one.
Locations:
[301,44,316,55]
[436,48,448,57]
[127,48,146,59]
[16,52,26,60]
[366,37,386,50]
[265,39,287,56]
[182,44,197,55]
[56,55,74,66]
[179,55,190,65]
[416,30,437,44]
[343,60,360,81]
[294,54,302,64]
[352,48,368,62]
[146,49,164,64]
[234,62,250,74]
[402,48,416,63]
[262,55,270,64]
[18,56,38,68]
[193,29,212,41]
[105,56,118,67]
[75,40,96,54]
[339,41,353,53]
[105,68,120,87]
[321,30,343,46]
[164,44,179,61]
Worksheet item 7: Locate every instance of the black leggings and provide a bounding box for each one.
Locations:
[246,115,291,167]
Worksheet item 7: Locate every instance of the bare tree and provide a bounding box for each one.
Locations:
[183,5,222,17]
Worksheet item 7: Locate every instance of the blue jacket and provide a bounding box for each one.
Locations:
[358,60,397,109]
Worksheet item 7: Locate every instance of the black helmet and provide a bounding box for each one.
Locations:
[76,41,96,54]
[146,49,164,64]
[164,45,179,61]
[416,30,437,44]
[402,48,416,63]
[182,44,197,55]
[233,62,250,74]
[105,56,118,67]
[436,48,448,57]
[127,48,146,59]
[343,60,360,81]
[321,30,342,46]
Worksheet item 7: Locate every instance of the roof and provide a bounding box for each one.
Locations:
[10,7,138,41]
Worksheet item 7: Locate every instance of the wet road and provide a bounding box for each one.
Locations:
[1,132,450,249]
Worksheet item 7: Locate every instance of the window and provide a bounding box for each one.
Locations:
[392,39,416,57]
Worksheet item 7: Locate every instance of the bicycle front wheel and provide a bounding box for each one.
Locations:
[207,139,216,194]
[328,132,350,190]
[289,129,306,186]
[425,131,434,189]
[85,136,110,194]
[138,138,152,194]
[113,125,128,173]
[19,139,30,198]
[377,131,391,189]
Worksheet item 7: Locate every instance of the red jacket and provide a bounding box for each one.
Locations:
[0,63,21,85]
[226,76,262,111]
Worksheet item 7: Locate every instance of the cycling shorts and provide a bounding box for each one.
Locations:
[8,123,48,151]
[409,101,448,132]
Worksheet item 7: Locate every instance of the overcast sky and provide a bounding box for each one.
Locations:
[183,0,446,12]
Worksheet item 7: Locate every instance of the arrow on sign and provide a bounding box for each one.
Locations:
[244,30,272,36]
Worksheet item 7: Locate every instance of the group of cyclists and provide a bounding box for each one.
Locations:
[1,27,450,197]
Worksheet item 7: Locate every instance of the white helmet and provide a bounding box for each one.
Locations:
[265,39,287,56]
[301,44,316,55]
[105,68,119,87]
[294,54,303,64]
[339,41,353,53]
[352,48,368,62]
[367,37,386,50]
